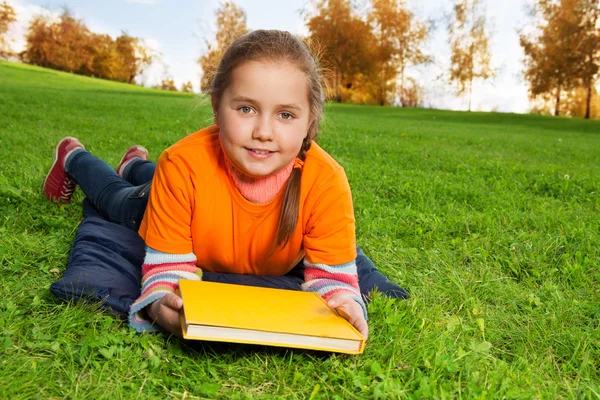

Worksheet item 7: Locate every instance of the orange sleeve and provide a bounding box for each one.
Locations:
[303,166,357,266]
[138,150,195,254]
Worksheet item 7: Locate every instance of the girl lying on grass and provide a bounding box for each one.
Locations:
[43,30,407,339]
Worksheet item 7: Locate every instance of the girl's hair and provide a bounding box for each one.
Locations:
[208,30,326,249]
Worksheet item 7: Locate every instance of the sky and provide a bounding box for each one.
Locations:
[5,0,541,113]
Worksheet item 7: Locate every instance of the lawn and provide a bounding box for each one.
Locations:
[0,60,599,399]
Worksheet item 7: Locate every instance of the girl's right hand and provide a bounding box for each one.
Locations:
[147,293,184,337]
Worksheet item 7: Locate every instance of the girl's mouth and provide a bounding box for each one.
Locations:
[247,148,274,159]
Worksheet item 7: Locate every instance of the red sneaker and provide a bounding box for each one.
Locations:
[116,145,149,178]
[43,137,84,204]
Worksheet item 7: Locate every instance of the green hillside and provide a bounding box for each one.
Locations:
[1,60,599,398]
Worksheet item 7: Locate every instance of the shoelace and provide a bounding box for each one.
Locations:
[60,178,76,201]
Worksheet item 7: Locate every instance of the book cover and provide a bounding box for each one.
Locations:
[178,280,365,354]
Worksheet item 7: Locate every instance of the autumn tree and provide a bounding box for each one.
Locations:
[368,0,429,106]
[22,11,102,75]
[520,0,597,116]
[448,0,494,111]
[305,0,376,102]
[529,85,600,118]
[397,77,424,108]
[115,33,152,83]
[159,77,178,91]
[199,1,248,91]
[0,1,16,59]
[564,85,600,118]
[181,81,193,92]
[22,11,152,84]
[572,0,599,119]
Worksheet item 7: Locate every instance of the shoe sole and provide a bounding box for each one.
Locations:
[43,136,79,203]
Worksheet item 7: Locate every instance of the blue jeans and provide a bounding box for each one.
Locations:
[66,150,154,231]
[65,150,408,300]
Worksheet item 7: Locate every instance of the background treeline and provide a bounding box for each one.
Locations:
[199,0,598,118]
[0,0,598,118]
[11,9,151,83]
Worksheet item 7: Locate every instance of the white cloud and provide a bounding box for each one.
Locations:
[4,0,60,54]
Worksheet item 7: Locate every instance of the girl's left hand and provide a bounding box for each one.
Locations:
[327,293,369,339]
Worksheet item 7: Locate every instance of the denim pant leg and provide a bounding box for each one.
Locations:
[65,150,150,231]
[123,159,156,186]
[355,246,408,300]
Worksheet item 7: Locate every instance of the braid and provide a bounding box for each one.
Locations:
[273,138,312,249]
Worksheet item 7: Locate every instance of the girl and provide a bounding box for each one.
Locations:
[44,30,407,339]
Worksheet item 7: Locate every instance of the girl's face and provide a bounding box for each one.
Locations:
[213,60,312,177]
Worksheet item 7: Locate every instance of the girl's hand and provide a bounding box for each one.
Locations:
[147,293,184,337]
[327,293,369,339]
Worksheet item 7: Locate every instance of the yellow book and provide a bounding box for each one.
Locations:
[178,280,365,354]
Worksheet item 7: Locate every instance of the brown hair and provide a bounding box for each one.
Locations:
[208,30,326,249]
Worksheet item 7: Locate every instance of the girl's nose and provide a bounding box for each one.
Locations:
[252,117,275,141]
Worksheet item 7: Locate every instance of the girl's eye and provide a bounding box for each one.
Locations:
[280,112,294,120]
[239,106,253,114]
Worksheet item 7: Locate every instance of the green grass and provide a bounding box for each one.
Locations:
[1,60,599,399]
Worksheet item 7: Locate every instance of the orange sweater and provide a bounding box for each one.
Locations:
[138,125,357,275]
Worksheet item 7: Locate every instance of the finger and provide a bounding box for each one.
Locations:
[328,294,353,310]
[354,317,369,339]
[335,301,368,338]
[158,305,183,336]
[162,293,184,310]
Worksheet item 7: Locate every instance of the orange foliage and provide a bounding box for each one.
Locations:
[0,1,17,59]
[448,0,495,111]
[159,78,178,92]
[304,0,429,106]
[520,0,599,118]
[530,85,600,119]
[199,1,248,92]
[305,0,375,103]
[21,11,152,84]
[180,81,193,93]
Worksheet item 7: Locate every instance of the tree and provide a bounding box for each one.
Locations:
[397,77,424,108]
[564,85,600,118]
[571,0,599,119]
[115,33,152,84]
[368,0,429,106]
[180,81,193,92]
[529,85,600,118]
[448,0,494,111]
[159,77,178,91]
[0,1,16,59]
[22,11,152,84]
[89,33,122,80]
[520,0,595,116]
[21,11,94,74]
[305,0,376,102]
[198,1,248,91]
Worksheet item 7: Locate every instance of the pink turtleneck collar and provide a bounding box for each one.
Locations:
[224,155,295,204]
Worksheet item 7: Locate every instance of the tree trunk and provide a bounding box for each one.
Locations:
[399,64,405,108]
[585,82,592,120]
[467,52,474,112]
[554,85,561,116]
[468,78,473,112]
[379,64,385,106]
[335,69,342,103]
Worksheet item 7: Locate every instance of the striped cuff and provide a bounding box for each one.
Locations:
[128,247,201,332]
[301,259,368,320]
